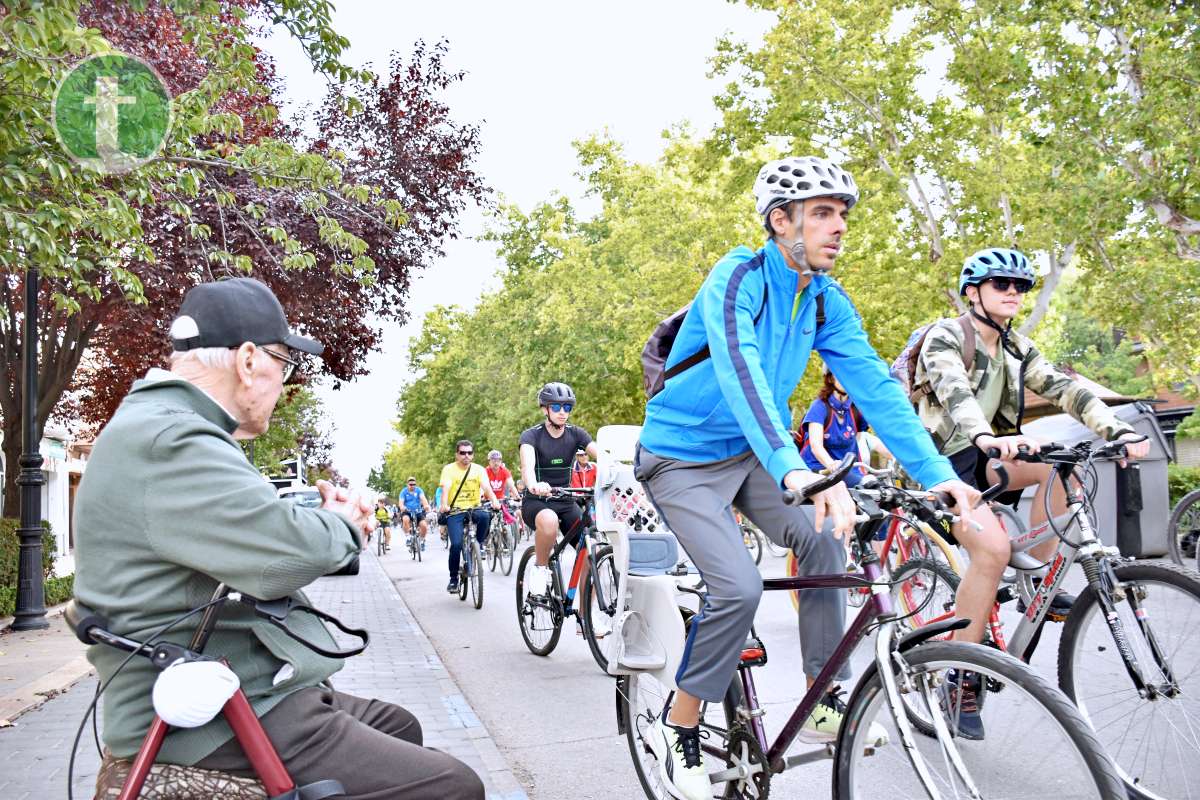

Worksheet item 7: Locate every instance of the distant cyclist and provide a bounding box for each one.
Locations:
[569,448,597,489]
[913,246,1149,738]
[439,440,501,593]
[374,499,392,550]
[486,450,521,529]
[399,477,431,550]
[519,383,598,597]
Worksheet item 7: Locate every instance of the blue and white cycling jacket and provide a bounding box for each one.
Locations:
[640,241,956,490]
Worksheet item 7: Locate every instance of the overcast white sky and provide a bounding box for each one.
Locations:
[262,2,772,489]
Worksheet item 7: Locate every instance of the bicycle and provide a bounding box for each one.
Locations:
[449,504,492,610]
[894,440,1200,800]
[64,584,366,800]
[486,506,515,576]
[408,520,422,562]
[1168,486,1200,565]
[376,522,389,556]
[616,454,1124,799]
[514,487,620,674]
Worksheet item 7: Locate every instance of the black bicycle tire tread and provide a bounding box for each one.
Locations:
[515,546,562,656]
[580,545,616,674]
[833,640,1125,799]
[1167,488,1200,565]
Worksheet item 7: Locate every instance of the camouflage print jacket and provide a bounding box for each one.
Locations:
[914,318,1134,451]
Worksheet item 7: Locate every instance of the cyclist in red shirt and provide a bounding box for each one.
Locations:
[486,450,520,526]
[569,449,597,489]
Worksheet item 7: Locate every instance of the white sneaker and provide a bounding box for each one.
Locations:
[527,565,551,596]
[647,715,710,800]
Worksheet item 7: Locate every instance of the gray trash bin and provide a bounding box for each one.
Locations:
[1018,402,1170,557]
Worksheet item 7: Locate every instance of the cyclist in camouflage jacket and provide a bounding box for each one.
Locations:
[909,248,1149,741]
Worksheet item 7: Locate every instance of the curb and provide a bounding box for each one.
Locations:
[0,655,94,724]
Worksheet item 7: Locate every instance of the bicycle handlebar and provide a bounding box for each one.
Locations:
[780,453,857,506]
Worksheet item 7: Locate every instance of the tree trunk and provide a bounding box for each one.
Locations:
[1019,242,1074,336]
[2,415,26,517]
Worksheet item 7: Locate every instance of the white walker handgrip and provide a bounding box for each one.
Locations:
[152,660,240,728]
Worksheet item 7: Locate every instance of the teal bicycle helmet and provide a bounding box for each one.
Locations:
[958,248,1036,295]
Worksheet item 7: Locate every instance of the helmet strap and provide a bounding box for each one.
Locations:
[970,293,1019,356]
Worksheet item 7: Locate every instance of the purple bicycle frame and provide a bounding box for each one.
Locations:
[749,558,896,770]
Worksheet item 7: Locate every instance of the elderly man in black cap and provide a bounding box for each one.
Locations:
[74,278,485,799]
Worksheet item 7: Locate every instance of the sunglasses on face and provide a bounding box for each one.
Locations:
[458,450,473,456]
[988,277,1033,294]
[407,482,416,486]
[548,403,573,413]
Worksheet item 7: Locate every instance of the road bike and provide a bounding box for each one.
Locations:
[514,487,620,673]
[449,505,492,610]
[616,455,1124,799]
[894,440,1200,800]
[1168,486,1200,566]
[64,584,366,800]
[485,506,515,575]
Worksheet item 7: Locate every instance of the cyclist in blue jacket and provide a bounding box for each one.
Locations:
[636,155,979,800]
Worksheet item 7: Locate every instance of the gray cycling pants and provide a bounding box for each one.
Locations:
[635,446,850,703]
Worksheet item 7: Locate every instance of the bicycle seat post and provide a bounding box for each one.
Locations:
[189,583,230,653]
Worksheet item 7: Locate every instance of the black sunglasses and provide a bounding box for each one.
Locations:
[458,450,474,456]
[988,277,1033,294]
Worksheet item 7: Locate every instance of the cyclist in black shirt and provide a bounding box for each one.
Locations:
[519,382,598,596]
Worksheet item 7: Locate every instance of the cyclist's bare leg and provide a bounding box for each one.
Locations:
[418,518,428,540]
[383,524,391,547]
[985,458,1064,561]
[533,508,559,566]
[951,503,1011,644]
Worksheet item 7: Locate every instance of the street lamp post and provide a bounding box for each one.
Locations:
[11,266,48,631]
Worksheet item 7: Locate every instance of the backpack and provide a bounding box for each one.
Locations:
[642,255,826,399]
[889,314,976,403]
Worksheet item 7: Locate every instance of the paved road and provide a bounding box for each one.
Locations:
[382,533,1085,799]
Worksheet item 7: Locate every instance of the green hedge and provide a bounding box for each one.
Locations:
[1,517,60,618]
[1169,465,1200,508]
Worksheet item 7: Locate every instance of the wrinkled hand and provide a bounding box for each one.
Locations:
[976,434,1041,460]
[317,479,374,537]
[785,470,855,540]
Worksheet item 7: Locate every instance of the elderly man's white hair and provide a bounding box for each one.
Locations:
[168,347,236,370]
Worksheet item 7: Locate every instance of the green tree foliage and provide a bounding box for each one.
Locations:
[243,386,337,482]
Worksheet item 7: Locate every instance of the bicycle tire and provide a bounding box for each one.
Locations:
[500,524,515,576]
[515,546,562,656]
[834,640,1125,799]
[488,527,499,573]
[1057,560,1200,800]
[1167,488,1200,565]
[618,609,750,800]
[579,545,618,674]
[377,528,385,557]
[470,538,484,609]
[742,525,763,565]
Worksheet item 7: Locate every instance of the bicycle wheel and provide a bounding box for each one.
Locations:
[515,546,563,656]
[889,557,959,635]
[488,528,499,573]
[470,538,484,609]
[415,535,422,562]
[834,640,1125,799]
[1168,488,1200,565]
[579,545,618,674]
[500,524,515,576]
[742,525,763,565]
[1057,561,1200,800]
[377,528,385,556]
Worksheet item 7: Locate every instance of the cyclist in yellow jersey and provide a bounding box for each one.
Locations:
[374,499,392,549]
[439,439,501,593]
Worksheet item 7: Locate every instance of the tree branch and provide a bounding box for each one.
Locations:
[1019,240,1073,335]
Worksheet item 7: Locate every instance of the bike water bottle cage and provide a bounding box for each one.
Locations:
[242,596,369,658]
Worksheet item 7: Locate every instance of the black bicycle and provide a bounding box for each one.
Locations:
[514,487,619,673]
[376,521,389,556]
[485,507,515,575]
[451,505,493,610]
[1168,487,1200,566]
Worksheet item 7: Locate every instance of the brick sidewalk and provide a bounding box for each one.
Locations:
[0,550,527,799]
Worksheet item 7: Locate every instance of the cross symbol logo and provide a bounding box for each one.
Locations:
[52,53,172,174]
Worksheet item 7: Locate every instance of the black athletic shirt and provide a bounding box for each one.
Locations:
[518,423,593,487]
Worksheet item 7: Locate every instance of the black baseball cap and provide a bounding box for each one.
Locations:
[170,278,323,355]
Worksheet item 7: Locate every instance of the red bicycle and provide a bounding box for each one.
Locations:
[66,585,366,799]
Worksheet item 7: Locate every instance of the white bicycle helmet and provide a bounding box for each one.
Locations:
[753,156,860,216]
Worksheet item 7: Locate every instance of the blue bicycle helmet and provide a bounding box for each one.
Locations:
[958,248,1036,295]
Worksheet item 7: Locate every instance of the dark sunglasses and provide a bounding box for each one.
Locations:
[457,450,474,456]
[988,277,1033,294]
[549,403,574,413]
[406,482,416,486]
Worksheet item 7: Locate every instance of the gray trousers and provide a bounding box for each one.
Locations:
[195,686,484,799]
[636,446,850,703]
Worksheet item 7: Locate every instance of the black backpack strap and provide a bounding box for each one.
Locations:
[662,255,768,382]
[815,292,825,327]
